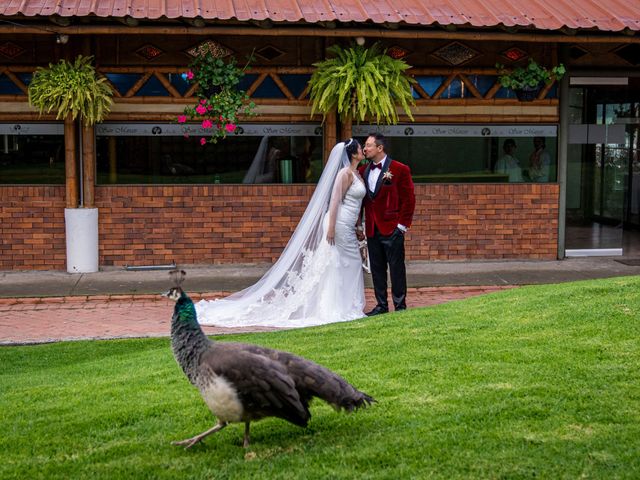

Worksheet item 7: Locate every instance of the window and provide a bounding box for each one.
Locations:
[353,124,558,183]
[0,124,65,184]
[95,123,323,184]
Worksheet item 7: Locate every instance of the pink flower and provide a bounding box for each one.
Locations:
[177,115,187,124]
[195,104,207,115]
[200,137,207,146]
[201,119,213,129]
[225,123,236,133]
[207,105,213,111]
[186,71,194,80]
[200,99,206,105]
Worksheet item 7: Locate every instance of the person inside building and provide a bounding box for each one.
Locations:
[528,136,551,182]
[494,138,523,182]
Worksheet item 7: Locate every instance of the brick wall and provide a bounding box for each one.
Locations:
[95,185,312,266]
[0,186,67,270]
[409,184,559,260]
[0,183,559,270]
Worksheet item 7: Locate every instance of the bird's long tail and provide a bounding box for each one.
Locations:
[290,357,376,412]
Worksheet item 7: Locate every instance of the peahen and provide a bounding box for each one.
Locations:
[163,270,375,448]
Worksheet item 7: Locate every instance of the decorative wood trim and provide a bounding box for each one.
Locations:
[432,74,456,100]
[412,82,431,100]
[1,69,28,95]
[484,81,503,100]
[269,73,294,100]
[246,72,268,97]
[1,24,638,44]
[153,72,181,98]
[458,73,483,99]
[124,72,152,98]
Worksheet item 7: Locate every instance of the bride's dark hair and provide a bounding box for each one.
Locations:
[344,138,361,160]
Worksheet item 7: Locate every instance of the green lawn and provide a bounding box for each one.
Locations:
[1,276,639,479]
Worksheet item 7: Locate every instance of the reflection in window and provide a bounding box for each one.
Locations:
[381,135,557,183]
[96,133,323,184]
[0,133,65,184]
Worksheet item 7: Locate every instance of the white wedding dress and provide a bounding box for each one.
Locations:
[196,142,366,328]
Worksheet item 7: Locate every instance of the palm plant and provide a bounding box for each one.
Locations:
[28,55,113,126]
[308,43,416,126]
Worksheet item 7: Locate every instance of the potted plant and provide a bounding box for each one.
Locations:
[28,55,113,125]
[178,49,256,145]
[28,55,113,273]
[496,58,566,101]
[308,43,416,136]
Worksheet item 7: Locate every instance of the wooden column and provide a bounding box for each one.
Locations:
[82,124,96,208]
[323,110,337,164]
[108,136,117,183]
[64,115,78,208]
[339,115,353,142]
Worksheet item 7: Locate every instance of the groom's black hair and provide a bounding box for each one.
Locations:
[367,132,388,152]
[344,138,361,160]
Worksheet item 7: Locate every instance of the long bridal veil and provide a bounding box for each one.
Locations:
[196,142,352,327]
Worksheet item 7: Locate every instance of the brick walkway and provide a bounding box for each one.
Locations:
[0,286,512,345]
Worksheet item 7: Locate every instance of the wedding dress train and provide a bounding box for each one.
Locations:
[196,143,366,328]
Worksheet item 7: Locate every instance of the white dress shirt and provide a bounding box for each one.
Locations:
[367,155,387,192]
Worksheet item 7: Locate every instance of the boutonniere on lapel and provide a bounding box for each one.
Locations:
[382,170,394,184]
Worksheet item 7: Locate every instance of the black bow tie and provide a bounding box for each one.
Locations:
[370,163,382,170]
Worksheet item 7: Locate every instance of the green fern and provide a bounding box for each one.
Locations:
[28,55,113,126]
[308,43,416,124]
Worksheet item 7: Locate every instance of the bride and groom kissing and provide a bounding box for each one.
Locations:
[196,133,416,328]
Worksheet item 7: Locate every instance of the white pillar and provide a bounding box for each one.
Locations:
[64,208,99,273]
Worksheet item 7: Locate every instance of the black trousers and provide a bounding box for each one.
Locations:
[367,227,407,310]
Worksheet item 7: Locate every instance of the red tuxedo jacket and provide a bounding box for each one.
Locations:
[359,158,416,237]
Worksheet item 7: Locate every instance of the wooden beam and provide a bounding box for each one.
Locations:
[431,74,456,100]
[153,71,182,98]
[64,115,78,209]
[246,73,268,97]
[82,124,95,208]
[124,72,152,98]
[269,73,295,100]
[324,110,337,164]
[458,73,483,99]
[1,24,638,43]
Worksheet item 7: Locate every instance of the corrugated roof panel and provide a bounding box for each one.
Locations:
[0,0,638,32]
[230,0,267,21]
[296,0,336,23]
[386,0,436,25]
[329,0,371,23]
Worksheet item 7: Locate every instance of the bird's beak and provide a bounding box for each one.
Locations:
[161,289,171,298]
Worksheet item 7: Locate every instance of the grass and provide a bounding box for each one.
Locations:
[1,276,639,479]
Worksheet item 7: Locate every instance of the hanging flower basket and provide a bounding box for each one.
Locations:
[177,50,256,145]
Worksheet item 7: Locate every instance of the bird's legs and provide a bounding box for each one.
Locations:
[243,421,251,448]
[172,421,228,449]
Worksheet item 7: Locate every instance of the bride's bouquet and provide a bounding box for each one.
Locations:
[359,239,371,274]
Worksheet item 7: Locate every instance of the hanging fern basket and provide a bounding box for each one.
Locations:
[514,84,542,102]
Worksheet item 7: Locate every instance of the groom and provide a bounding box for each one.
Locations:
[359,133,416,316]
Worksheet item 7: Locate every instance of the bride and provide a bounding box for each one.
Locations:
[196,139,367,328]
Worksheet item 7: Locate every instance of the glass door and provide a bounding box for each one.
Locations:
[565,79,640,256]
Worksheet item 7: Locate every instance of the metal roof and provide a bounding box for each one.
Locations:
[1,0,639,32]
